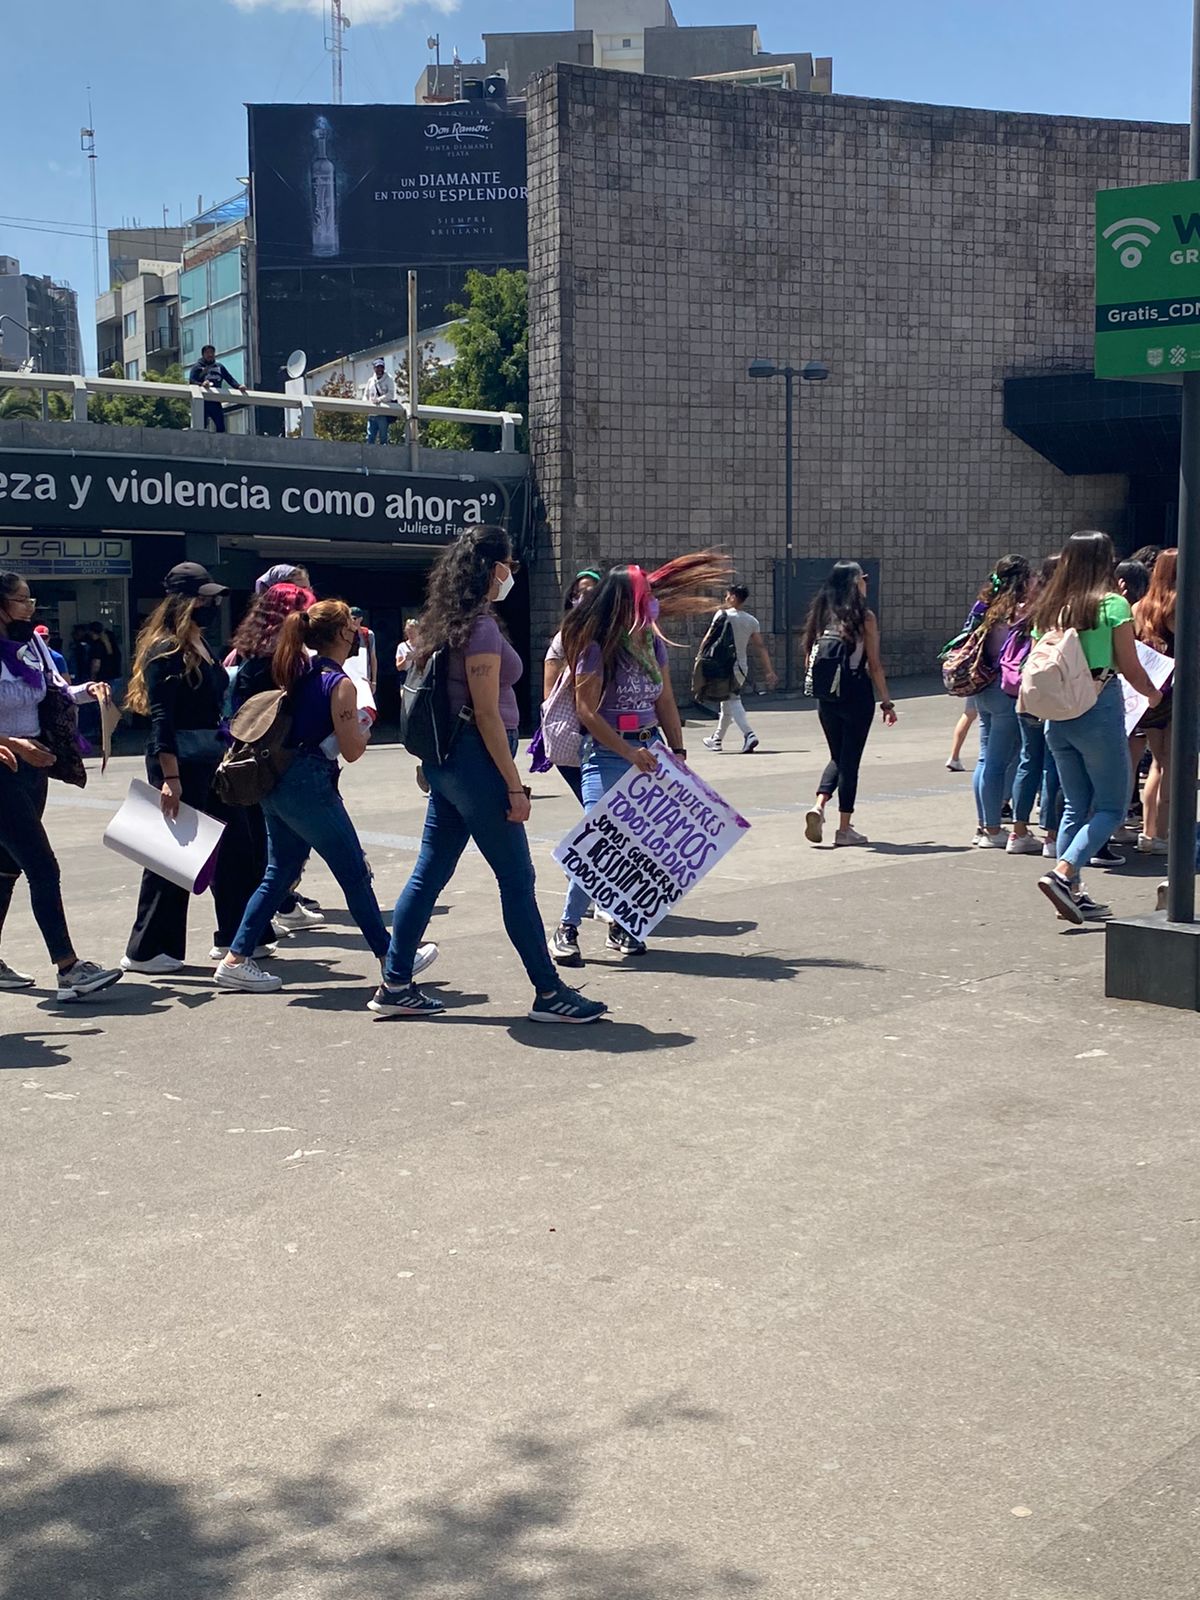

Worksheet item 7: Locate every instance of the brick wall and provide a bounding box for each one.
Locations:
[526,66,1186,677]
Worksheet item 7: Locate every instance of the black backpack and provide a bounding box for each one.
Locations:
[213,689,294,806]
[803,628,855,700]
[696,613,739,684]
[399,648,473,767]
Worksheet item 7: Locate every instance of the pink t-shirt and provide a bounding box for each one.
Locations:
[447,612,523,732]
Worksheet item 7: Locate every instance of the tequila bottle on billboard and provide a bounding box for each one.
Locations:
[311,115,339,258]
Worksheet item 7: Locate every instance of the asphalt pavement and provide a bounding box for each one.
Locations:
[1,681,1197,1600]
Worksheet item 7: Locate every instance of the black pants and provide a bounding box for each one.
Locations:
[203,400,226,433]
[556,764,584,803]
[125,756,264,961]
[817,682,876,815]
[0,762,74,964]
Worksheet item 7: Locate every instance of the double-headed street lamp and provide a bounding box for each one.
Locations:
[749,358,830,689]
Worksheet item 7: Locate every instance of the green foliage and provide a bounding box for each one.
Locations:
[419,269,528,452]
[47,362,191,429]
[312,370,366,443]
[0,386,43,421]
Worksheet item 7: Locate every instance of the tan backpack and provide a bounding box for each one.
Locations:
[1017,627,1099,721]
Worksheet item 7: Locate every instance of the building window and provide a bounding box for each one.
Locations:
[123,310,138,338]
[126,358,139,380]
[622,37,631,47]
[181,311,209,364]
[210,298,243,354]
[209,248,242,304]
[219,349,246,385]
[179,264,207,313]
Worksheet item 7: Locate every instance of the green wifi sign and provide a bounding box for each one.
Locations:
[1096,179,1200,378]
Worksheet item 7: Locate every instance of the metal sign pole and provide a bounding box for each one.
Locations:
[1167,0,1200,924]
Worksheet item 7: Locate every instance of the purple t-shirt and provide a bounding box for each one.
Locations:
[580,635,668,729]
[447,612,523,732]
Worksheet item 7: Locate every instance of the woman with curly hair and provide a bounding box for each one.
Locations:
[549,551,730,965]
[377,525,606,1023]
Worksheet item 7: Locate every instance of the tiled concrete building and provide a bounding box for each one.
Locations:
[526,65,1187,674]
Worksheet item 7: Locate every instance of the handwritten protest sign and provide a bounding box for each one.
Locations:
[552,750,750,938]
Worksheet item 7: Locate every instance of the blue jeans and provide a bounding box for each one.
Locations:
[386,727,557,992]
[562,735,659,927]
[972,681,1021,828]
[1013,714,1062,831]
[366,414,390,445]
[1045,678,1130,878]
[230,753,389,960]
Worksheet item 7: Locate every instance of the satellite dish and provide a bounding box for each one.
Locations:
[285,349,307,380]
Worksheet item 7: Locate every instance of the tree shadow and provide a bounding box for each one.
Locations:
[0,1029,102,1070]
[0,1386,761,1600]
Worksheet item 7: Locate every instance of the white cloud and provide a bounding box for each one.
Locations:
[227,0,457,21]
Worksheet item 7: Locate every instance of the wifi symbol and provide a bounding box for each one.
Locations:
[1102,216,1161,269]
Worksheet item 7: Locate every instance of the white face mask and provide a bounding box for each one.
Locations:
[495,565,515,603]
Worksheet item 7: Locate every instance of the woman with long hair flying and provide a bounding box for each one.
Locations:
[214,599,436,994]
[550,552,729,965]
[122,563,265,974]
[801,560,896,847]
[379,525,606,1023]
[1032,531,1162,925]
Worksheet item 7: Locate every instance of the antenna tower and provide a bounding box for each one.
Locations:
[81,88,100,301]
[325,0,350,103]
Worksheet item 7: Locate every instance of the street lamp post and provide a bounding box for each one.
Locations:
[749,358,830,689]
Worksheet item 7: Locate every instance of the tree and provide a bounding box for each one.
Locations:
[47,361,191,430]
[419,269,528,452]
[311,370,366,443]
[0,386,42,421]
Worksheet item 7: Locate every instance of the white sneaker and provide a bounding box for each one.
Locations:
[120,953,185,975]
[209,942,277,960]
[214,957,283,993]
[834,826,869,847]
[273,903,326,931]
[974,831,1009,849]
[1005,833,1042,855]
[741,732,760,754]
[1042,839,1058,858]
[0,958,35,989]
[56,960,123,1001]
[945,758,965,772]
[702,735,723,751]
[413,942,439,977]
[1137,834,1168,856]
[804,806,825,844]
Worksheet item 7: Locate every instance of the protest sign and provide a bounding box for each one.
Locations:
[1122,640,1175,735]
[552,750,750,938]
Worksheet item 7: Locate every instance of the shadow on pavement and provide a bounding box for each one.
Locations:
[866,841,972,856]
[0,1029,103,1070]
[654,915,758,939]
[633,949,859,982]
[507,1020,695,1052]
[0,1385,761,1599]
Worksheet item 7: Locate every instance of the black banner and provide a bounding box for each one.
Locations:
[249,103,528,272]
[0,453,509,545]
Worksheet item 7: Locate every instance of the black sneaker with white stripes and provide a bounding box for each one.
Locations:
[528,986,608,1024]
[605,925,647,957]
[367,984,446,1017]
[550,922,583,966]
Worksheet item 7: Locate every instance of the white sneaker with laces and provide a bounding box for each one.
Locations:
[413,942,438,977]
[1005,833,1042,855]
[0,958,35,989]
[120,953,185,975]
[974,831,1009,848]
[702,735,723,751]
[209,942,277,961]
[274,904,326,931]
[214,957,283,993]
[945,758,965,772]
[1042,839,1058,858]
[834,826,869,847]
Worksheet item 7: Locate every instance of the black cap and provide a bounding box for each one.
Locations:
[349,606,364,618]
[164,561,228,599]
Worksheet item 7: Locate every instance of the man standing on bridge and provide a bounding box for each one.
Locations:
[189,344,247,434]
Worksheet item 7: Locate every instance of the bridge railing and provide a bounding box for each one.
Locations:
[0,371,524,453]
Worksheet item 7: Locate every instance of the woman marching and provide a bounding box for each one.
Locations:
[378,525,606,1022]
[214,599,437,994]
[801,561,897,847]
[122,563,267,973]
[1032,531,1163,924]
[1132,548,1177,855]
[540,567,601,802]
[549,552,728,966]
[961,555,1031,847]
[0,571,124,998]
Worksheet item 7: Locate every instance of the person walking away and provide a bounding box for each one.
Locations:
[349,608,377,697]
[541,568,601,802]
[1031,531,1162,925]
[801,561,897,847]
[380,526,606,1022]
[0,571,123,997]
[550,553,727,965]
[364,359,395,446]
[188,344,247,434]
[1007,556,1062,857]
[1132,547,1177,855]
[227,580,325,932]
[957,556,1031,847]
[700,584,778,753]
[121,563,269,973]
[214,600,437,994]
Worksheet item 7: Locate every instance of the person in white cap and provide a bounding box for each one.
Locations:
[364,359,395,446]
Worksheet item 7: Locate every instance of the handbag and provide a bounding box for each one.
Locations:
[33,636,87,788]
[541,666,582,767]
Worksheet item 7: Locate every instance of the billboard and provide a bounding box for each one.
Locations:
[248,103,528,272]
[1095,179,1200,379]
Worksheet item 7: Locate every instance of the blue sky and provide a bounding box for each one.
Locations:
[3,0,1194,369]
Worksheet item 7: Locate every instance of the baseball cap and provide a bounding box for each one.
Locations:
[164,561,228,599]
[373,358,385,368]
[349,606,364,619]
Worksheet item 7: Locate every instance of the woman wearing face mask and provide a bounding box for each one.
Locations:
[121,563,269,974]
[550,553,729,966]
[0,571,124,998]
[214,599,437,994]
[538,567,601,802]
[378,526,606,1022]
